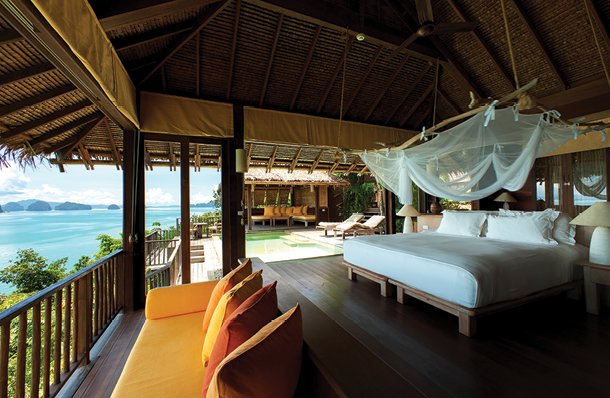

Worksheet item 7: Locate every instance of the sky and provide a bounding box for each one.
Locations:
[0,161,221,207]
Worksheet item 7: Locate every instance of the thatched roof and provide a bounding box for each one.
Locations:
[1,0,610,170]
[245,169,349,185]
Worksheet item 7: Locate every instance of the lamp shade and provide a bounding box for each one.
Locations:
[493,192,517,203]
[397,204,421,217]
[569,202,610,227]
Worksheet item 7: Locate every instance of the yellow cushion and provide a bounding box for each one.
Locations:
[202,259,252,332]
[279,205,287,215]
[145,280,218,320]
[111,311,207,398]
[263,206,275,216]
[285,206,294,215]
[202,270,263,365]
[273,206,281,215]
[301,205,308,214]
[207,305,303,398]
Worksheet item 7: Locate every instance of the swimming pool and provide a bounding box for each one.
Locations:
[245,232,343,262]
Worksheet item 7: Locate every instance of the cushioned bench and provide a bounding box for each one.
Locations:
[292,215,316,226]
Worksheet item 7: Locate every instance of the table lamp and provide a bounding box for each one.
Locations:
[397,204,421,233]
[570,202,610,265]
[494,192,517,210]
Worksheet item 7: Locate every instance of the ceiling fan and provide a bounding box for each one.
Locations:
[384,0,479,61]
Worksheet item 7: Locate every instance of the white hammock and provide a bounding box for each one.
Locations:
[360,108,586,205]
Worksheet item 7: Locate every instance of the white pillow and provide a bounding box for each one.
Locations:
[436,210,487,237]
[551,212,576,245]
[488,208,560,244]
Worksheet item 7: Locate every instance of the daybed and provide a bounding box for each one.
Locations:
[343,210,589,336]
[251,215,271,225]
[316,214,364,236]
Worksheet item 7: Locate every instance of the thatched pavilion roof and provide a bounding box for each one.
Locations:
[245,169,349,186]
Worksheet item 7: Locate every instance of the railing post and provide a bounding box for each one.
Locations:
[76,276,90,364]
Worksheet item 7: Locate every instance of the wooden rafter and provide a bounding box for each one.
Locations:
[144,147,153,171]
[445,0,515,91]
[413,108,430,129]
[59,117,105,156]
[0,63,56,89]
[195,143,201,171]
[217,155,221,172]
[364,54,410,121]
[346,159,359,174]
[196,32,201,97]
[290,25,322,110]
[226,0,241,100]
[0,85,77,119]
[78,145,90,170]
[384,62,431,124]
[358,165,369,176]
[289,148,302,173]
[0,29,22,45]
[343,46,383,118]
[137,0,231,87]
[329,158,341,173]
[585,0,610,59]
[400,84,433,127]
[309,149,324,174]
[266,146,278,173]
[507,0,566,90]
[259,14,283,107]
[316,35,355,114]
[113,22,194,51]
[246,143,252,166]
[437,87,460,115]
[98,0,222,30]
[169,143,177,171]
[29,112,104,148]
[104,118,122,170]
[1,100,92,141]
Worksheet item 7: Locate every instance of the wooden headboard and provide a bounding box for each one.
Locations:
[416,214,443,232]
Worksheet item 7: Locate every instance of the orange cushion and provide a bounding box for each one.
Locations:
[301,205,308,214]
[263,206,275,216]
[279,205,287,215]
[202,259,252,332]
[206,305,303,398]
[202,282,278,396]
[273,206,281,215]
[285,206,294,215]
[202,271,263,365]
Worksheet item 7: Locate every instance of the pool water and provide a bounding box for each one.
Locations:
[245,232,343,262]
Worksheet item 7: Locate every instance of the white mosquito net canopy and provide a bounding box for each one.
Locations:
[361,108,587,205]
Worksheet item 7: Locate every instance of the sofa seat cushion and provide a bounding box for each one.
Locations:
[292,215,315,221]
[111,311,207,398]
[251,215,270,220]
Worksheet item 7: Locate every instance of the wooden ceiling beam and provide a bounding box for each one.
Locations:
[329,158,341,173]
[0,29,22,45]
[400,84,433,127]
[78,143,94,170]
[195,143,201,171]
[345,159,359,174]
[98,0,222,30]
[585,0,610,58]
[316,35,355,114]
[196,32,201,97]
[266,145,279,173]
[437,87,460,115]
[0,85,77,119]
[29,111,104,147]
[413,108,430,130]
[259,13,283,107]
[357,165,368,176]
[57,117,105,156]
[217,155,221,172]
[289,147,302,173]
[507,0,566,90]
[384,62,431,124]
[309,149,324,174]
[78,145,90,170]
[343,46,383,118]
[290,25,322,110]
[364,54,410,121]
[169,143,177,171]
[445,0,515,91]
[0,63,56,89]
[249,0,440,63]
[137,0,231,87]
[113,23,195,52]
[246,143,252,166]
[226,0,241,101]
[1,100,92,141]
[104,118,122,170]
[144,147,153,171]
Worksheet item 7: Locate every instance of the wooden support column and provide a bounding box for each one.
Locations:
[314,186,320,226]
[221,105,246,275]
[383,189,396,235]
[247,184,253,231]
[180,137,191,284]
[122,130,146,312]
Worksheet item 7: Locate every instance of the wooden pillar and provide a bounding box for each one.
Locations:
[221,105,246,275]
[383,189,396,235]
[247,184,253,231]
[180,137,191,284]
[314,186,320,225]
[122,130,146,312]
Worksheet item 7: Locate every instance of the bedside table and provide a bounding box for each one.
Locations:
[575,260,610,315]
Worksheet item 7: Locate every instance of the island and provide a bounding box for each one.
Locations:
[0,205,3,213]
[3,202,24,211]
[55,202,92,211]
[108,204,120,210]
[27,200,51,211]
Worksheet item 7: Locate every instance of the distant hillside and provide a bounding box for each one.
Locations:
[27,201,51,211]
[3,202,24,211]
[10,199,62,209]
[192,202,215,208]
[55,202,92,211]
[0,205,3,213]
[108,204,120,210]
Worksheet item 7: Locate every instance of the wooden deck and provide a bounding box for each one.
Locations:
[268,255,610,398]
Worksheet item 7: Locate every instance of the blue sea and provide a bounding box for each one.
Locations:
[0,206,216,294]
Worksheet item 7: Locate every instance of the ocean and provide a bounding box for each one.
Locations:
[0,206,216,294]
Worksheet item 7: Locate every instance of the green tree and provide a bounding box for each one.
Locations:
[337,174,376,220]
[73,255,92,271]
[93,234,122,260]
[212,183,222,208]
[0,249,67,294]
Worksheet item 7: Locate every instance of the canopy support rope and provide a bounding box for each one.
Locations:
[337,27,349,151]
[432,58,439,126]
[500,0,520,89]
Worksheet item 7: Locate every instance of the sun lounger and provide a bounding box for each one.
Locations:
[333,215,385,239]
[316,214,364,236]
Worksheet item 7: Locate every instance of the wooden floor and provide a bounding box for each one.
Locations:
[268,255,610,398]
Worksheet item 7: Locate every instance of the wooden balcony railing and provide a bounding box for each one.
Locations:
[0,250,123,398]
[145,237,179,268]
[145,239,181,292]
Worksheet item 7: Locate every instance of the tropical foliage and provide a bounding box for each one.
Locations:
[0,249,67,294]
[337,174,377,220]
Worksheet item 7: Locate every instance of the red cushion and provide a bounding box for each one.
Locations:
[202,281,278,396]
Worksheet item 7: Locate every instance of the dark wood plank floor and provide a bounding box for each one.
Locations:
[268,255,610,398]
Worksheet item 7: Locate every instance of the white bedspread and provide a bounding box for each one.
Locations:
[343,232,588,308]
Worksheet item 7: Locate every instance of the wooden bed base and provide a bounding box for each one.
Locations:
[343,260,583,337]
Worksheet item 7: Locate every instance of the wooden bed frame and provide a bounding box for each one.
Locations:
[343,223,594,337]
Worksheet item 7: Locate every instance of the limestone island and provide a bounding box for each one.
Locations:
[27,201,51,211]
[108,204,120,210]
[55,202,92,211]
